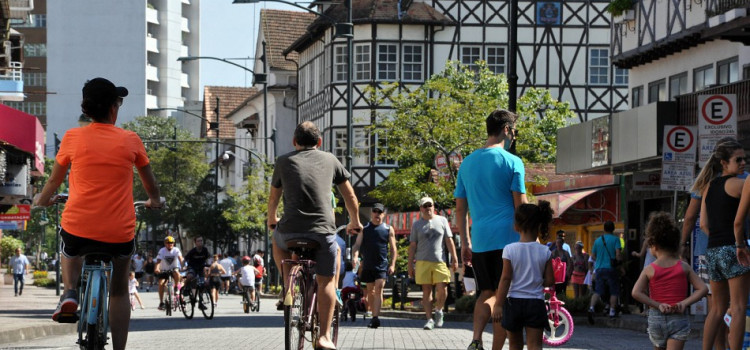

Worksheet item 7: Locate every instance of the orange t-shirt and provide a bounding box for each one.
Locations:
[56,123,150,243]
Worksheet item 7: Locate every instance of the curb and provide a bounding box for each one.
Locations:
[0,323,77,345]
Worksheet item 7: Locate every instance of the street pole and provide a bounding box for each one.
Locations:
[345,0,354,250]
[261,41,272,292]
[53,133,60,296]
[214,97,220,251]
[508,0,518,113]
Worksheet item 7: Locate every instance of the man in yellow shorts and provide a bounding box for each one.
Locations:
[408,197,459,330]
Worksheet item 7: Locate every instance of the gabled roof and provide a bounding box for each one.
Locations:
[203,86,259,139]
[285,0,454,55]
[261,9,317,71]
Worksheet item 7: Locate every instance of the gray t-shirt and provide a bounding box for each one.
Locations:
[271,148,349,234]
[410,215,453,262]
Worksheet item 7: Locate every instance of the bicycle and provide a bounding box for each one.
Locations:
[180,275,214,319]
[542,287,574,346]
[158,271,181,316]
[282,238,340,350]
[241,285,259,313]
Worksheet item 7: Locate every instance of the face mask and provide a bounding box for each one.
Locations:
[503,136,513,151]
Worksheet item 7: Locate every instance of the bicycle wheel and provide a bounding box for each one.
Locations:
[199,286,214,320]
[84,272,107,350]
[243,289,250,314]
[181,287,194,319]
[165,284,173,316]
[543,306,574,346]
[284,267,305,350]
[253,293,260,312]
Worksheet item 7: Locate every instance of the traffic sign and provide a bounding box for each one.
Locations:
[698,94,737,165]
[661,125,696,191]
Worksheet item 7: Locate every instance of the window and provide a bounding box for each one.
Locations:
[354,44,371,81]
[334,45,347,82]
[614,67,628,86]
[333,129,370,166]
[377,44,398,81]
[717,57,739,85]
[631,86,643,108]
[589,48,609,85]
[648,79,666,103]
[668,73,688,100]
[14,14,46,27]
[23,72,46,87]
[318,54,326,91]
[4,101,46,116]
[486,47,506,74]
[23,43,46,57]
[694,65,714,91]
[461,46,481,71]
[375,131,396,166]
[402,44,423,82]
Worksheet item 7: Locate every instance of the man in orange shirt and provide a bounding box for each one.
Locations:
[35,77,162,350]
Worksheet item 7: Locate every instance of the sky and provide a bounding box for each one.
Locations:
[199,1,298,98]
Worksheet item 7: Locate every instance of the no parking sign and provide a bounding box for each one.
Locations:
[698,94,737,165]
[661,125,696,191]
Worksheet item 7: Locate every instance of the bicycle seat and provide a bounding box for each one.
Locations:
[82,252,113,264]
[285,238,320,250]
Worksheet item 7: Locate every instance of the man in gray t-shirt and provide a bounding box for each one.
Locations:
[407,197,458,330]
[268,121,362,350]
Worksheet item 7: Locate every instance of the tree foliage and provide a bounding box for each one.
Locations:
[223,159,275,251]
[367,61,574,211]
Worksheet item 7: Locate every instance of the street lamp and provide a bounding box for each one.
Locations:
[149,107,219,132]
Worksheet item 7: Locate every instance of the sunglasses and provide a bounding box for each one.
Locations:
[733,156,747,163]
[372,210,383,214]
[422,203,433,208]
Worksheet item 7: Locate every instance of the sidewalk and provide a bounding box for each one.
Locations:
[0,272,75,344]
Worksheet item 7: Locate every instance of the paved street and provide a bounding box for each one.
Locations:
[3,287,703,350]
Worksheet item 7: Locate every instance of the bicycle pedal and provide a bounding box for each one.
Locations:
[56,313,79,323]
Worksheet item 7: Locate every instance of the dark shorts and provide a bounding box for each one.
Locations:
[502,297,549,332]
[60,228,135,259]
[135,272,144,279]
[220,276,231,282]
[157,270,178,280]
[360,269,387,283]
[210,276,222,289]
[473,249,503,291]
[594,268,620,297]
[186,268,205,279]
[274,231,338,276]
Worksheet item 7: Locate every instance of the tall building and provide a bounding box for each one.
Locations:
[46,0,200,149]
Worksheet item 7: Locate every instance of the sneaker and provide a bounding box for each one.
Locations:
[587,307,595,325]
[52,289,79,322]
[140,305,145,310]
[609,308,617,318]
[276,299,284,311]
[335,289,343,306]
[365,311,373,318]
[158,302,165,311]
[466,340,483,350]
[367,316,381,329]
[18,290,22,296]
[423,319,435,330]
[435,310,444,327]
[131,305,136,311]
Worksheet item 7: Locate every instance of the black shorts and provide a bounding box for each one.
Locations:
[157,270,178,280]
[472,249,503,292]
[186,268,205,279]
[210,276,222,289]
[502,297,549,332]
[220,276,231,282]
[359,269,387,283]
[135,272,144,279]
[60,228,135,259]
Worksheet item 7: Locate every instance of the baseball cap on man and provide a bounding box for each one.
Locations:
[418,197,434,206]
[372,203,385,212]
[82,77,129,101]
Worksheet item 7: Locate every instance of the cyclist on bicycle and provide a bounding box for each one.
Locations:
[237,256,260,307]
[183,236,211,286]
[35,77,163,350]
[154,236,184,310]
[268,121,362,350]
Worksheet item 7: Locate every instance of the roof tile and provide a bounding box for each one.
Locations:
[261,9,317,71]
[203,86,259,139]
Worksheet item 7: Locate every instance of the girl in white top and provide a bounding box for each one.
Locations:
[493,201,555,350]
[128,272,144,310]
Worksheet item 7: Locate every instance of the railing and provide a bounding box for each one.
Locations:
[706,0,750,16]
[0,61,23,81]
[676,79,750,125]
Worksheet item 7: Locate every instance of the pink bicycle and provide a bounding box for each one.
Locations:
[542,287,574,346]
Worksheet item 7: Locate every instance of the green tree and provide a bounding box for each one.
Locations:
[367,61,573,211]
[223,159,275,253]
[0,236,23,268]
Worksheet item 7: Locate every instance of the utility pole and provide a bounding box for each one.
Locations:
[53,133,61,296]
[214,97,220,251]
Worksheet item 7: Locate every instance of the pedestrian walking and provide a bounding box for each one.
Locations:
[208,254,226,307]
[587,221,622,323]
[407,196,459,330]
[143,255,155,292]
[492,201,555,350]
[632,212,707,350]
[128,271,145,310]
[571,241,589,298]
[454,109,527,350]
[219,254,234,295]
[550,233,572,297]
[698,138,750,350]
[10,248,30,296]
[131,253,145,288]
[351,202,398,328]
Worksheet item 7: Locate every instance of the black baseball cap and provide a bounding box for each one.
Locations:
[82,77,128,101]
[372,203,385,212]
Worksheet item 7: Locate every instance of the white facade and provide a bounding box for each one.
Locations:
[46,0,200,149]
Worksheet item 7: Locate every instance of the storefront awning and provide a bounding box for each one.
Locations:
[536,188,603,218]
[0,104,45,175]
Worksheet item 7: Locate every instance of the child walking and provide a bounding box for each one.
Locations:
[128,271,145,310]
[632,212,708,350]
[492,201,555,350]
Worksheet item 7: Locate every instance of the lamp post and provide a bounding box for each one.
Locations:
[149,107,219,136]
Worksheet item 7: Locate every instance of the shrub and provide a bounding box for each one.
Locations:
[455,294,477,314]
[559,293,594,313]
[33,271,48,279]
[33,278,57,288]
[0,236,23,267]
[606,0,635,16]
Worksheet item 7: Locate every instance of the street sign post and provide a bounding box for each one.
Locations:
[661,125,697,191]
[698,94,737,165]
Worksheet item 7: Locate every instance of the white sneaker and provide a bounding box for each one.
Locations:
[365,311,373,318]
[435,310,444,327]
[423,319,435,330]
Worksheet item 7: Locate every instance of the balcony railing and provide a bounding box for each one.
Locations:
[677,79,750,125]
[707,0,750,17]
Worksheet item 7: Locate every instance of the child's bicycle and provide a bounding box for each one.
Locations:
[542,287,574,346]
[241,285,259,313]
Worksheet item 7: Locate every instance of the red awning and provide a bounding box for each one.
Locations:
[535,188,603,218]
[0,104,45,175]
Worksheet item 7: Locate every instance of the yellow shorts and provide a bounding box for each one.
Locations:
[415,261,451,285]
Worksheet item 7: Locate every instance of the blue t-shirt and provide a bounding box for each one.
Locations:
[335,234,346,275]
[454,147,525,252]
[592,233,621,270]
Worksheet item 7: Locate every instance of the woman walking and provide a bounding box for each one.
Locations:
[571,242,589,298]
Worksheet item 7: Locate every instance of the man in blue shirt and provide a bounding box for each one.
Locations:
[455,109,527,350]
[10,247,30,296]
[588,221,621,324]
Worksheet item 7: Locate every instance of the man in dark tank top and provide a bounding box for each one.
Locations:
[352,203,398,329]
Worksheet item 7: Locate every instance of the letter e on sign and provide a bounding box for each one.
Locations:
[702,95,733,125]
[666,126,694,153]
